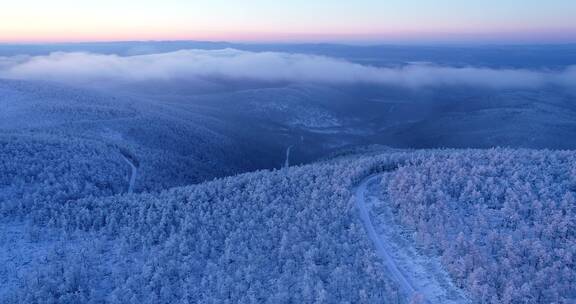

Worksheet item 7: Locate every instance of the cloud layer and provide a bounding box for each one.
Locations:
[0,49,574,89]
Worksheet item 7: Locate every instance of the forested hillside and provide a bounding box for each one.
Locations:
[3,150,407,303]
[2,148,574,303]
[0,78,280,194]
[379,149,576,303]
[0,133,127,218]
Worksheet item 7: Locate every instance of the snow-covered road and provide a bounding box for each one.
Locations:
[355,173,469,304]
[120,153,138,194]
[284,145,293,168]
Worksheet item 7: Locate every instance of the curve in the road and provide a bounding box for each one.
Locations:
[355,172,470,304]
[355,174,421,301]
[120,153,138,194]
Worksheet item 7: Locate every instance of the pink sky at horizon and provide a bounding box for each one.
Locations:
[4,31,576,45]
[2,0,576,44]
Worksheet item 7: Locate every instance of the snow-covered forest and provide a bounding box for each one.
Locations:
[379,149,576,303]
[3,151,407,303]
[2,147,574,303]
[0,133,127,218]
[0,78,279,193]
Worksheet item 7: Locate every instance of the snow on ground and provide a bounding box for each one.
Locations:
[0,222,72,299]
[0,221,144,302]
[120,153,139,194]
[358,173,470,304]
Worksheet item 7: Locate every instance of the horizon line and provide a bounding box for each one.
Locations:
[2,39,576,48]
[2,28,576,45]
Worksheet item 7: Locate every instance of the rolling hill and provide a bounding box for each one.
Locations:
[1,148,574,303]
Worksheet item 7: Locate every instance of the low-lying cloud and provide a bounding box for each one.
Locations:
[0,49,574,89]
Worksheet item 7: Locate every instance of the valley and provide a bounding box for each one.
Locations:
[1,43,575,303]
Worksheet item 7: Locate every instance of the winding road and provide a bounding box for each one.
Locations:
[284,145,294,168]
[355,173,469,304]
[120,153,138,194]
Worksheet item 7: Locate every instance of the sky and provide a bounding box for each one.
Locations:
[1,0,576,43]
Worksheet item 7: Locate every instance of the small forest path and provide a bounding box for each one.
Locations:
[355,173,469,304]
[120,153,138,194]
[284,145,294,168]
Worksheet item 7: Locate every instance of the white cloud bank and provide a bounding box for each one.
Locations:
[0,49,574,89]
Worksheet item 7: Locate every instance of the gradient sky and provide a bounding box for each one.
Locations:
[2,0,576,43]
